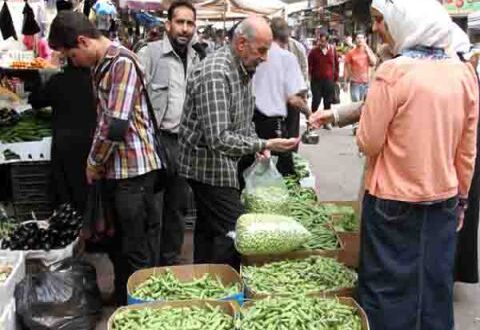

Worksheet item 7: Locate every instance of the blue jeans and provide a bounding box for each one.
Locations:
[358,193,458,330]
[350,82,369,102]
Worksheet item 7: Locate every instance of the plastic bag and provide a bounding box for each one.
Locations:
[15,258,102,330]
[235,213,311,255]
[82,181,115,242]
[242,157,290,214]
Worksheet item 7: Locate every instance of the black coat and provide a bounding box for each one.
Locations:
[455,88,480,284]
[29,66,97,213]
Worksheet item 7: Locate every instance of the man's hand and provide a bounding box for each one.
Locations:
[342,82,349,93]
[287,95,311,117]
[256,149,271,161]
[266,138,300,152]
[309,110,334,129]
[86,164,104,184]
[457,206,466,232]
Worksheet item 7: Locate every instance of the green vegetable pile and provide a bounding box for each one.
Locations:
[286,200,340,251]
[112,304,234,330]
[0,110,52,143]
[241,296,363,330]
[235,213,311,255]
[242,256,357,296]
[131,269,240,301]
[323,204,359,232]
[243,186,290,214]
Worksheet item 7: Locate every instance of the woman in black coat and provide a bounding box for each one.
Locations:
[29,61,97,213]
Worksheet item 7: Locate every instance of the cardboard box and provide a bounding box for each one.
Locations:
[127,264,244,306]
[241,253,356,299]
[242,296,369,330]
[319,201,361,269]
[107,299,240,330]
[338,231,361,269]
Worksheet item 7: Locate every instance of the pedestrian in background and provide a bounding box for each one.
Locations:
[138,0,201,266]
[178,16,299,269]
[308,31,339,129]
[357,1,479,329]
[344,32,377,102]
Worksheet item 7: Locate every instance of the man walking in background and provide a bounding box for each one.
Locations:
[138,0,201,266]
[344,32,377,102]
[308,31,339,129]
[249,17,309,176]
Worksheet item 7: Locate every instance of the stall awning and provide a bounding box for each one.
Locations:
[468,11,480,31]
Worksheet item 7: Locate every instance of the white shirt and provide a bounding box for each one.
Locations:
[253,42,307,117]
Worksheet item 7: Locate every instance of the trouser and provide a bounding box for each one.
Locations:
[188,180,244,270]
[105,171,163,305]
[158,132,189,266]
[311,78,335,113]
[350,82,369,102]
[358,193,458,330]
[285,104,300,152]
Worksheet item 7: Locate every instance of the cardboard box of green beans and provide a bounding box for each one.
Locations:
[108,299,240,330]
[320,201,361,269]
[241,254,357,299]
[127,264,245,306]
[241,296,370,330]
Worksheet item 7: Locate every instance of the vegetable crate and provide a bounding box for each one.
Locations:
[241,253,356,300]
[0,137,52,164]
[10,162,52,221]
[107,299,240,330]
[0,251,25,311]
[242,296,370,330]
[127,264,245,306]
[320,201,361,269]
[0,298,17,330]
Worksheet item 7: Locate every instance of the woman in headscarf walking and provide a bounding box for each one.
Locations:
[356,1,479,329]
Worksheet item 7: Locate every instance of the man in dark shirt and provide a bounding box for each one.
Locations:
[308,32,339,127]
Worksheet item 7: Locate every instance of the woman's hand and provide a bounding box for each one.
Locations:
[308,110,335,129]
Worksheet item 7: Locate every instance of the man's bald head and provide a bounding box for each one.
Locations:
[232,16,272,74]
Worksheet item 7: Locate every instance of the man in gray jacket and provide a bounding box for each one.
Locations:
[138,0,200,265]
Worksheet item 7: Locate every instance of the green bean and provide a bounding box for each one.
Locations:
[131,269,240,301]
[242,256,357,296]
[112,305,234,330]
[241,296,363,330]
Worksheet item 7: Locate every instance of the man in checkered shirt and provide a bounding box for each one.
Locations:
[179,16,300,269]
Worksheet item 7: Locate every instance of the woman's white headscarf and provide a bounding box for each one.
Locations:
[371,0,452,54]
[449,22,471,56]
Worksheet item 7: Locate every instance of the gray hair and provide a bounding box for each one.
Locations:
[233,20,256,42]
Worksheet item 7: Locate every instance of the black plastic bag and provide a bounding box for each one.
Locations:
[15,258,102,330]
[82,181,114,242]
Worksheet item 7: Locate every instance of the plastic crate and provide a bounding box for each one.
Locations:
[0,251,25,312]
[10,162,51,204]
[10,161,51,179]
[13,201,52,221]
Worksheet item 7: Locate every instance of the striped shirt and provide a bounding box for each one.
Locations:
[178,45,267,189]
[88,44,161,179]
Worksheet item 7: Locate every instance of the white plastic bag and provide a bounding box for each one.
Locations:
[235,213,311,256]
[242,157,290,214]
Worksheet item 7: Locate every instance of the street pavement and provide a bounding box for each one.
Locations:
[300,127,480,330]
